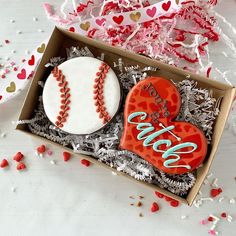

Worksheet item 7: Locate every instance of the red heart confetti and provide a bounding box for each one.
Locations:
[81,159,90,167]
[112,15,124,24]
[0,159,9,168]
[0,95,2,101]
[120,77,208,175]
[150,202,159,212]
[69,27,75,32]
[63,151,71,162]
[170,200,179,207]
[221,212,227,218]
[162,1,171,11]
[95,18,106,26]
[208,216,214,222]
[16,162,26,171]
[13,152,24,162]
[37,145,46,154]
[28,55,35,66]
[146,6,157,17]
[210,188,222,198]
[155,191,164,198]
[17,68,26,80]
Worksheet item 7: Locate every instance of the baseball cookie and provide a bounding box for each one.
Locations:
[120,76,208,175]
[43,57,121,135]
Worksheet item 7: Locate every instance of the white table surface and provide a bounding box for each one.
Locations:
[0,1,236,236]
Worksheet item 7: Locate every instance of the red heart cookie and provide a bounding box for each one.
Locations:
[120,77,207,175]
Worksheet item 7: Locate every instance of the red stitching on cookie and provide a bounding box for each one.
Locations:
[51,66,71,128]
[93,62,111,124]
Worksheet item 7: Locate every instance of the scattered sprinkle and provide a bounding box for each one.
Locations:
[137,201,142,207]
[111,171,117,175]
[0,159,9,168]
[170,200,179,207]
[155,191,164,198]
[50,160,56,165]
[10,19,15,23]
[1,132,6,138]
[81,159,90,167]
[139,213,143,217]
[63,151,71,162]
[37,29,44,33]
[13,152,24,162]
[139,196,144,199]
[11,187,16,192]
[221,212,227,218]
[200,219,208,225]
[181,215,188,220]
[229,198,235,204]
[47,150,53,156]
[16,30,22,34]
[129,196,135,199]
[33,17,38,21]
[16,162,26,171]
[5,40,10,44]
[150,202,159,212]
[37,144,46,154]
[210,188,222,198]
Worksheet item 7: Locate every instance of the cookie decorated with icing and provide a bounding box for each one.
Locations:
[43,57,121,135]
[120,76,208,175]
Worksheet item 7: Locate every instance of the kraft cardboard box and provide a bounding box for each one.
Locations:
[16,27,236,205]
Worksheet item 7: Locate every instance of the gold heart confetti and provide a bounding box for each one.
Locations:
[80,22,90,31]
[37,43,46,53]
[6,82,16,93]
[130,12,141,22]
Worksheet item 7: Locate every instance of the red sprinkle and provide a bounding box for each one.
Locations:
[150,202,159,212]
[210,188,222,198]
[81,159,90,167]
[221,212,227,218]
[208,216,214,222]
[37,145,46,154]
[170,200,179,207]
[13,152,24,162]
[63,151,71,162]
[16,162,26,171]
[0,159,9,168]
[5,39,10,44]
[155,191,164,198]
[164,196,174,202]
[1,75,6,79]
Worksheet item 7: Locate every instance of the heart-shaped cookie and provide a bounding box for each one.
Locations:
[120,77,208,175]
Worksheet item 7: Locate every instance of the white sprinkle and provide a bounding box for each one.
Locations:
[35,151,39,157]
[16,30,22,34]
[25,50,30,55]
[186,74,191,79]
[218,197,224,202]
[33,17,38,21]
[112,171,117,176]
[11,187,16,192]
[210,224,216,230]
[39,153,43,158]
[210,214,220,222]
[229,198,235,204]
[207,173,213,179]
[1,133,6,138]
[10,19,15,23]
[211,178,218,187]
[181,215,188,220]
[203,179,209,185]
[0,44,2,47]
[5,56,10,61]
[37,29,44,33]
[50,160,56,165]
[11,50,16,54]
[198,190,202,195]
[200,197,213,202]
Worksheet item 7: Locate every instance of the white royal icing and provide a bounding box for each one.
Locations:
[43,57,121,135]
